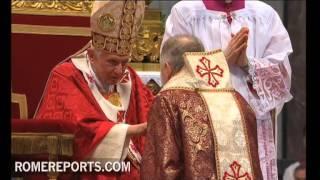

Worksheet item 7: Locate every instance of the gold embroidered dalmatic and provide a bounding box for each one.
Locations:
[141,50,263,180]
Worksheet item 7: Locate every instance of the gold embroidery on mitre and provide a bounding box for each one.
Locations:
[92,32,107,49]
[98,13,116,32]
[136,16,143,30]
[91,0,141,56]
[118,0,136,54]
[124,0,135,13]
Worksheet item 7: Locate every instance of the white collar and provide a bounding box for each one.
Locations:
[71,50,132,122]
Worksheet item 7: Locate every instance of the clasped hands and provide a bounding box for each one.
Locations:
[223,27,249,69]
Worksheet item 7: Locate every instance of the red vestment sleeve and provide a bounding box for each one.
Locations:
[125,66,155,153]
[141,94,182,180]
[34,62,115,160]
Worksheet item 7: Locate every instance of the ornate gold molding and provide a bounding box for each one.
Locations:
[12,0,163,64]
[12,0,93,17]
[12,24,91,37]
[12,0,154,17]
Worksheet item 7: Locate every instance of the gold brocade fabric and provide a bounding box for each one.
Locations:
[90,0,145,56]
[142,90,217,179]
[141,50,263,180]
[141,89,262,179]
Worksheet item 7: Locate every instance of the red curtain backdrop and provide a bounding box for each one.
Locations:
[12,14,91,117]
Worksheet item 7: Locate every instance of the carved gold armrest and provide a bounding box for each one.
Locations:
[11,93,28,119]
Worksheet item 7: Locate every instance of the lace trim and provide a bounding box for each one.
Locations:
[247,59,292,116]
[257,118,278,180]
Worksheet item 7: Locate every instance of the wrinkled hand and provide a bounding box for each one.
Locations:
[127,122,147,137]
[223,27,249,66]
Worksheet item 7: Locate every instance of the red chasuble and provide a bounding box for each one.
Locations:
[34,59,154,179]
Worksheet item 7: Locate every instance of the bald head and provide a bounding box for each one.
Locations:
[161,35,205,73]
[160,35,204,84]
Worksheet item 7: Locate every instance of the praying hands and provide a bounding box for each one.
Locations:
[223,27,249,69]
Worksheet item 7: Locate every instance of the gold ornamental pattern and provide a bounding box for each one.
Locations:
[12,0,153,15]
[12,0,162,63]
[12,0,93,14]
[91,0,139,56]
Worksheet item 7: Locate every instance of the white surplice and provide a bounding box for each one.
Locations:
[162,1,293,179]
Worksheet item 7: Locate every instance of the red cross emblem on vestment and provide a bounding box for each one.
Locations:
[117,111,126,123]
[86,73,95,83]
[120,72,130,83]
[196,57,224,88]
[223,161,251,180]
